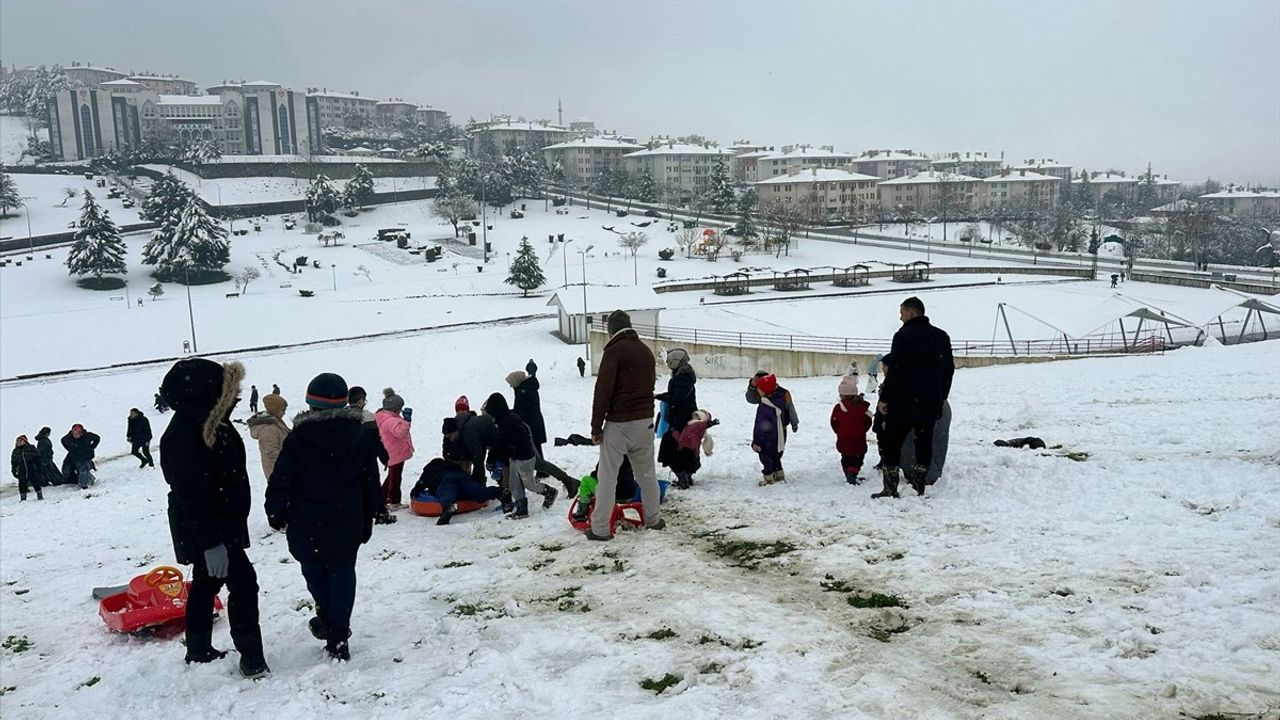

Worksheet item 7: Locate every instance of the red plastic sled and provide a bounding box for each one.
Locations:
[567,498,645,534]
[410,494,488,517]
[99,566,222,634]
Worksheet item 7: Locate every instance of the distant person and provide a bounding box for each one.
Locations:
[375,388,413,507]
[154,388,170,414]
[577,357,586,378]
[127,408,155,468]
[874,297,955,498]
[249,385,260,414]
[247,394,290,480]
[61,424,100,489]
[11,435,44,501]
[272,384,281,395]
[1110,274,1119,289]
[349,386,396,525]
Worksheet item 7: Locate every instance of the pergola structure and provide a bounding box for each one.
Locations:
[832,264,871,288]
[713,271,752,296]
[891,261,931,283]
[773,268,811,291]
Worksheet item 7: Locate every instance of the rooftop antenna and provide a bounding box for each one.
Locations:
[557,97,563,126]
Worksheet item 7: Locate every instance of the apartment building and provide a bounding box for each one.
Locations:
[850,149,931,180]
[542,136,643,185]
[755,145,859,180]
[621,142,734,202]
[753,167,880,220]
[414,106,449,131]
[307,90,378,129]
[930,151,1004,179]
[1011,158,1073,182]
[470,120,571,154]
[1199,188,1280,218]
[877,171,983,213]
[128,75,198,95]
[61,64,128,87]
[982,169,1063,209]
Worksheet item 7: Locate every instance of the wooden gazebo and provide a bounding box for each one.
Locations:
[773,268,811,291]
[833,263,871,288]
[891,261,931,283]
[713,271,752,296]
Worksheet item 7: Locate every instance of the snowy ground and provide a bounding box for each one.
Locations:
[137,165,437,206]
[0,173,146,239]
[0,317,1277,719]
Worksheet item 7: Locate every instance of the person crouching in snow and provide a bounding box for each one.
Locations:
[247,393,289,481]
[571,457,637,524]
[375,388,413,507]
[484,392,556,518]
[415,457,503,526]
[830,376,872,485]
[669,409,716,489]
[12,435,44,500]
[747,373,798,486]
[265,373,382,662]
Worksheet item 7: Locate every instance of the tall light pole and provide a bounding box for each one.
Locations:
[481,168,489,264]
[578,244,593,364]
[183,264,198,353]
[331,263,337,291]
[561,238,574,288]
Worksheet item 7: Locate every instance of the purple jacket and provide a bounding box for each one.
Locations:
[753,388,793,454]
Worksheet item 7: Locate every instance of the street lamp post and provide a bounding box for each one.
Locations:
[183,265,198,354]
[481,171,489,264]
[331,263,337,292]
[561,238,574,288]
[578,244,593,364]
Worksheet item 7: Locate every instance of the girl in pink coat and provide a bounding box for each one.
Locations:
[375,388,414,506]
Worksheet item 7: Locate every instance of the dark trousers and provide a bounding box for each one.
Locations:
[437,477,503,507]
[382,462,404,505]
[18,473,44,498]
[534,456,577,492]
[300,560,357,642]
[879,416,935,471]
[758,448,784,475]
[187,546,264,661]
[840,453,866,474]
[131,442,154,466]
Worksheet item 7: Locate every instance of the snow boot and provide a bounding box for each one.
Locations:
[871,467,901,499]
[774,469,786,484]
[437,503,459,526]
[571,501,590,523]
[541,486,558,509]
[646,518,667,530]
[844,470,863,485]
[561,475,580,498]
[375,510,398,525]
[909,465,928,496]
[238,655,270,679]
[185,647,228,664]
[36,490,43,500]
[325,639,350,662]
[757,472,777,487]
[500,492,514,515]
[507,498,530,519]
[583,528,613,541]
[674,473,692,490]
[308,616,328,640]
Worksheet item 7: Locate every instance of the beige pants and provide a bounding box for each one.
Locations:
[591,419,661,535]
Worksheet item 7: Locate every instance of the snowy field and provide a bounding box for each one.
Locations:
[138,165,437,206]
[0,319,1277,719]
[0,172,146,239]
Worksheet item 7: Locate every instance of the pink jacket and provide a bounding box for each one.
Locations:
[375,409,414,466]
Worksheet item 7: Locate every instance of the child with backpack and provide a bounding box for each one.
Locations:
[830,375,873,485]
[747,373,798,487]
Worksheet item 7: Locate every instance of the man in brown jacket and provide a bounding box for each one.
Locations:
[588,310,664,540]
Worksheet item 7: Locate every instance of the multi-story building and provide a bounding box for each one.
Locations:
[850,149,932,180]
[1011,158,1073,182]
[877,171,983,213]
[414,106,449,131]
[542,136,643,186]
[1078,171,1137,205]
[1154,176,1182,203]
[47,81,315,160]
[61,64,128,87]
[981,169,1062,209]
[1199,188,1280,218]
[128,75,198,95]
[376,99,418,125]
[470,120,571,154]
[621,142,734,202]
[569,119,597,135]
[754,167,880,220]
[731,148,775,183]
[930,151,1004,179]
[307,90,378,129]
[755,145,859,180]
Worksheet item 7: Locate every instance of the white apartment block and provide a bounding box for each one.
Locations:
[61,65,128,87]
[128,75,198,95]
[1077,171,1137,205]
[307,90,378,129]
[1199,188,1280,218]
[376,100,418,124]
[414,106,449,131]
[754,167,880,219]
[1011,158,1073,182]
[471,120,571,154]
[878,171,983,213]
[755,145,859,180]
[542,136,643,185]
[930,151,1004,179]
[982,169,1063,209]
[621,143,734,202]
[850,150,932,180]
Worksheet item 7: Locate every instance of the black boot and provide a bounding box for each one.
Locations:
[437,503,458,525]
[844,470,862,485]
[238,655,271,679]
[185,647,228,664]
[308,616,328,640]
[500,492,514,515]
[674,473,692,490]
[507,498,529,519]
[541,486,558,509]
[871,467,900,499]
[908,465,928,495]
[325,638,350,661]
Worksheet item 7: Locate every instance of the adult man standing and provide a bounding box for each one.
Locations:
[159,358,269,678]
[588,310,664,540]
[249,385,260,414]
[874,297,955,498]
[127,408,155,468]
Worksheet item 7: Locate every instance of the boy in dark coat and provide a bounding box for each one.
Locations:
[265,373,382,661]
[60,424,101,488]
[484,392,556,519]
[414,457,503,526]
[159,358,268,678]
[127,408,155,468]
[11,435,44,500]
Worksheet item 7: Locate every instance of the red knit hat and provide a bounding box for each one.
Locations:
[455,395,470,413]
[756,374,778,396]
[71,423,85,433]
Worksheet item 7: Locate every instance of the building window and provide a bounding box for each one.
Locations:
[80,104,96,156]
[277,105,291,154]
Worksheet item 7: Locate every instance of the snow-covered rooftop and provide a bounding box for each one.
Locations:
[308,91,376,102]
[878,170,983,185]
[1200,189,1277,198]
[624,144,733,158]
[1155,178,1182,186]
[156,95,224,106]
[543,137,643,151]
[760,147,857,161]
[1012,159,1071,169]
[241,80,281,88]
[736,150,776,159]
[984,171,1062,183]
[854,151,930,162]
[754,168,880,185]
[129,75,195,82]
[377,100,417,107]
[481,122,569,133]
[1086,173,1138,184]
[100,79,143,87]
[547,285,661,315]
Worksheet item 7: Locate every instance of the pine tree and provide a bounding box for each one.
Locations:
[306,174,340,222]
[66,191,127,285]
[705,157,735,213]
[343,165,375,209]
[635,168,658,203]
[142,193,230,281]
[0,167,21,217]
[1134,163,1160,213]
[505,238,546,297]
[733,187,759,240]
[141,172,193,224]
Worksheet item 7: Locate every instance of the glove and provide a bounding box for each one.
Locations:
[203,544,229,579]
[402,407,413,422]
[791,421,800,432]
[525,359,538,376]
[361,517,374,544]
[268,514,287,531]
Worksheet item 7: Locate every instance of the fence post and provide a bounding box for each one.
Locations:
[738,332,742,347]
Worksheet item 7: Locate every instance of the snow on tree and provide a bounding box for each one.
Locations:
[635,168,657,203]
[1133,163,1160,213]
[143,191,230,280]
[504,237,546,297]
[705,157,736,213]
[432,190,479,237]
[141,173,194,224]
[66,191,127,285]
[733,187,759,241]
[305,174,340,223]
[548,161,567,188]
[618,230,650,257]
[0,168,21,217]
[180,138,222,167]
[343,164,375,209]
[148,283,165,300]
[235,266,261,294]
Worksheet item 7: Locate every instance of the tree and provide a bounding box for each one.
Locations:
[148,283,165,300]
[618,230,650,257]
[141,173,194,224]
[1072,170,1095,213]
[705,157,735,213]
[0,168,21,217]
[143,192,231,281]
[236,266,261,294]
[762,199,806,257]
[1133,163,1160,214]
[305,174,340,223]
[66,191,127,285]
[344,164,375,209]
[733,187,759,243]
[676,227,698,257]
[504,238,546,297]
[432,190,478,237]
[180,138,222,167]
[635,168,658,203]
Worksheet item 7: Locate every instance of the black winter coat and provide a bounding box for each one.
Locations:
[35,432,55,465]
[512,377,547,446]
[265,407,381,565]
[11,444,40,481]
[127,414,153,444]
[657,363,697,431]
[159,359,252,565]
[484,393,535,463]
[879,315,955,423]
[455,411,498,482]
[60,431,100,464]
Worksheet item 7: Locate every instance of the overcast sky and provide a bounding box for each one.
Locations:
[3,0,1277,184]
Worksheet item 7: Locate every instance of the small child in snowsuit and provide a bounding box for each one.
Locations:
[571,457,636,523]
[830,376,872,485]
[669,410,716,489]
[11,435,44,500]
[747,373,798,486]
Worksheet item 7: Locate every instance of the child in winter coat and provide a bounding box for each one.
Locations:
[11,435,44,500]
[412,458,503,526]
[830,376,872,485]
[571,457,637,523]
[668,410,716,489]
[747,373,798,486]
[375,388,414,506]
[247,393,290,480]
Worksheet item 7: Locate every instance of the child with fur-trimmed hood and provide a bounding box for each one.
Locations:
[667,409,716,488]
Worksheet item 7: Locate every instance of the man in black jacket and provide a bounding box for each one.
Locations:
[509,359,548,467]
[60,424,100,488]
[159,358,268,678]
[874,297,955,498]
[266,373,382,661]
[127,408,154,468]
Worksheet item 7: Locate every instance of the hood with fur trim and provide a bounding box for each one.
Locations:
[161,359,244,449]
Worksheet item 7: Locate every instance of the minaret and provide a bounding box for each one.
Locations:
[557,97,563,126]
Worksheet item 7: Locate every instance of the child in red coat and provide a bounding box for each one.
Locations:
[830,375,872,485]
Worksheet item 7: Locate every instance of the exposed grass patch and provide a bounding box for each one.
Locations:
[77,676,100,689]
[972,670,991,684]
[1063,451,1089,462]
[710,539,797,569]
[696,633,762,650]
[699,662,724,675]
[869,625,911,642]
[538,543,565,553]
[2,636,33,653]
[582,562,605,572]
[530,558,555,571]
[644,628,678,641]
[294,599,315,612]
[440,561,471,569]
[13,589,29,596]
[639,673,681,695]
[451,603,488,617]
[848,593,908,609]
[820,574,853,593]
